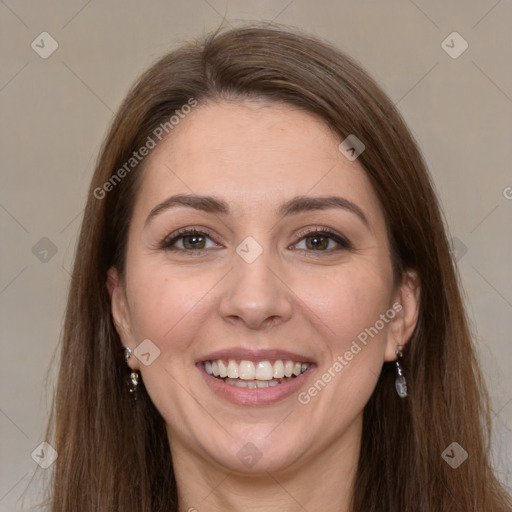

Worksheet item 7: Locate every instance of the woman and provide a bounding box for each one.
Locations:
[43,24,511,511]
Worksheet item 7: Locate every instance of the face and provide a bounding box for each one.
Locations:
[109,100,419,476]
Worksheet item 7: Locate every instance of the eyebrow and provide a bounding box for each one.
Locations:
[144,193,369,228]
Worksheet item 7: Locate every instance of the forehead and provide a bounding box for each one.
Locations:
[132,100,384,225]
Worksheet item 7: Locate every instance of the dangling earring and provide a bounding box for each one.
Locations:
[123,347,139,401]
[394,346,407,398]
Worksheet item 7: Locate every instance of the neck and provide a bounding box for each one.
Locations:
[171,415,362,512]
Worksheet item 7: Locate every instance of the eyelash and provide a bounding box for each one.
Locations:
[158,227,351,254]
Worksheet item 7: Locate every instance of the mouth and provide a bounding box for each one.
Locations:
[197,351,316,406]
[203,358,311,388]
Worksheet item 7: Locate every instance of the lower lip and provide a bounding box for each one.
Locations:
[197,363,315,406]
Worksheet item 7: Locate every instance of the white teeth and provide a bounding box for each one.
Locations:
[218,360,227,378]
[273,360,285,379]
[239,360,255,380]
[203,359,311,384]
[224,377,295,388]
[255,361,273,380]
[227,360,239,378]
[292,362,302,376]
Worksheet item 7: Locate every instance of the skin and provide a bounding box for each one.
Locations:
[108,100,420,512]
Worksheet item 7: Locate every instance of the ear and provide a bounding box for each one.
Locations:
[384,269,420,362]
[107,266,139,370]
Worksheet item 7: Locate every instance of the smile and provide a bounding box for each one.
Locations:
[204,359,311,388]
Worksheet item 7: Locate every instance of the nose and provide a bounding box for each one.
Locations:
[218,251,293,330]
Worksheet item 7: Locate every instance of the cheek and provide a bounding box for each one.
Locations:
[126,252,394,361]
[295,260,394,353]
[124,264,218,421]
[125,263,217,355]
[292,264,394,424]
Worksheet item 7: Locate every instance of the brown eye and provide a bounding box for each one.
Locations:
[295,229,350,252]
[305,233,330,250]
[159,229,219,251]
[181,233,207,250]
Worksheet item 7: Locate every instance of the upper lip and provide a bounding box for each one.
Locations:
[198,348,315,364]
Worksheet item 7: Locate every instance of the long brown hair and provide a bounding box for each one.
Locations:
[41,23,511,511]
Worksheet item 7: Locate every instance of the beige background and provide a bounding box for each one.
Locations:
[1,0,511,509]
